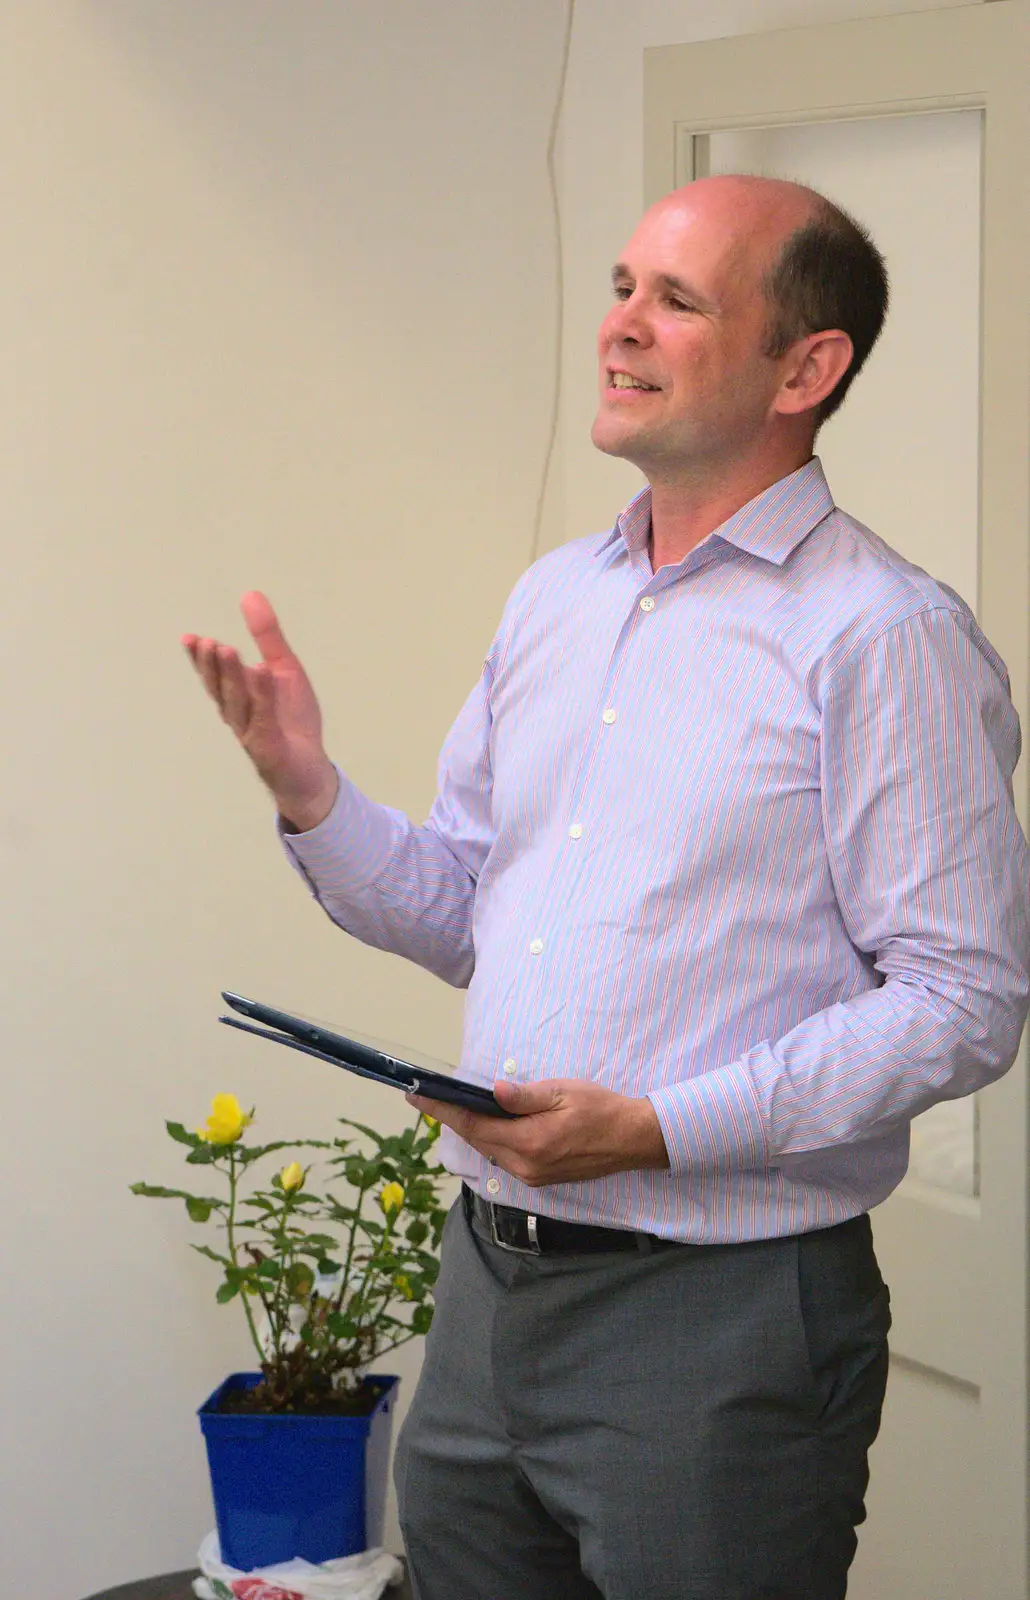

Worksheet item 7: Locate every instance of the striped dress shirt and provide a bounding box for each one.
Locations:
[284,458,1030,1243]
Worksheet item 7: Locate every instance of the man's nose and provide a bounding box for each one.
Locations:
[602,295,653,348]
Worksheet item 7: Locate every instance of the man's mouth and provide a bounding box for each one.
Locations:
[608,371,660,392]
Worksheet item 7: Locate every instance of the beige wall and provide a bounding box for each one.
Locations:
[0,5,565,1596]
[1,1,988,1597]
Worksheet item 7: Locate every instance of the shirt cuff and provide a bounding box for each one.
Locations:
[647,1060,768,1179]
[277,765,401,896]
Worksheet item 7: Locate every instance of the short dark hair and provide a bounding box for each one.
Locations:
[762,196,889,426]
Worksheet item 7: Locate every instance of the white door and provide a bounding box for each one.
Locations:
[645,7,1030,1596]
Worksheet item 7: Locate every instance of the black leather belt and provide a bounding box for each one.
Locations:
[462,1182,682,1256]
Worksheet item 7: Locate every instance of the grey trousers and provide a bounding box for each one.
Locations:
[394,1195,891,1600]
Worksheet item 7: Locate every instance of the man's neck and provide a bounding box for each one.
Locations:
[647,447,814,571]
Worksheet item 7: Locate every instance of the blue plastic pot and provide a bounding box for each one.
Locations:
[198,1372,399,1571]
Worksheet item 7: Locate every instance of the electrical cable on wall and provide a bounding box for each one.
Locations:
[528,0,576,566]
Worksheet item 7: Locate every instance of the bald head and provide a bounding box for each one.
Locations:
[642,176,827,310]
[658,173,823,235]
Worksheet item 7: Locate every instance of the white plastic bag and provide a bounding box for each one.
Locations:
[192,1530,405,1600]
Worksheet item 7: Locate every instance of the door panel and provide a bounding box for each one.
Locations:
[857,1361,982,1600]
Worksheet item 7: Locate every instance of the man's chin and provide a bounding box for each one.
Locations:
[591,416,636,461]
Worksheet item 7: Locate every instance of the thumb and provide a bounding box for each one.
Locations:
[493,1078,564,1115]
[241,590,295,664]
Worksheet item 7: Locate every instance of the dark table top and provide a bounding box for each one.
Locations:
[82,1562,413,1600]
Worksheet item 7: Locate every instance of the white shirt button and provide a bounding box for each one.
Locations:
[529,938,544,955]
[568,823,583,840]
[639,596,656,612]
[486,1177,501,1195]
[503,1058,517,1076]
[602,707,618,725]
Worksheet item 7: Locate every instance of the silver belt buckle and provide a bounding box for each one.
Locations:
[488,1201,542,1255]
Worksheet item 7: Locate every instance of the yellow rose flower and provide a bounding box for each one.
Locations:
[378,1181,405,1215]
[196,1093,253,1147]
[280,1162,304,1192]
[393,1273,414,1300]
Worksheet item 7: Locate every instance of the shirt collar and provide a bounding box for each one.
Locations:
[597,457,835,569]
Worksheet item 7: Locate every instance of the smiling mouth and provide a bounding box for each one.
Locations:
[607,371,660,393]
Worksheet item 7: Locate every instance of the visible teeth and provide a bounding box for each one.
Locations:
[611,372,656,390]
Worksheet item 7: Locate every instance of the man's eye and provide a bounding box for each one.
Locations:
[612,284,632,300]
[669,298,694,313]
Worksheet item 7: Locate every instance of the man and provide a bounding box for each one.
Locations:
[184,177,1030,1599]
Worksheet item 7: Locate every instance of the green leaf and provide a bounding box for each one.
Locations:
[336,1117,383,1144]
[287,1262,315,1296]
[186,1143,217,1165]
[165,1121,202,1147]
[132,1183,224,1216]
[236,1140,296,1166]
[327,1313,358,1339]
[216,1281,240,1304]
[411,1304,433,1335]
[191,1244,231,1266]
[316,1257,343,1276]
[405,1220,429,1246]
[237,1138,332,1166]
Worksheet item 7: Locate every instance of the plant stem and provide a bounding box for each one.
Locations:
[269,1188,296,1363]
[375,1332,418,1358]
[331,1166,371,1316]
[226,1147,263,1363]
[349,1203,399,1343]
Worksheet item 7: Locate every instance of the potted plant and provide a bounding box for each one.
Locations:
[131,1092,448,1572]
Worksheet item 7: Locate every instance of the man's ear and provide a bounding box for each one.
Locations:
[773,329,854,419]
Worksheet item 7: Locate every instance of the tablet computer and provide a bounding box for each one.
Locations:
[219,991,517,1119]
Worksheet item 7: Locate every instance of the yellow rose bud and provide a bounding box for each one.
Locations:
[197,1093,253,1147]
[423,1115,438,1129]
[280,1162,304,1192]
[378,1181,405,1215]
[393,1273,414,1300]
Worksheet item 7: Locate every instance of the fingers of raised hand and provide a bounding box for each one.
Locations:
[216,645,255,736]
[183,636,226,706]
[183,637,252,734]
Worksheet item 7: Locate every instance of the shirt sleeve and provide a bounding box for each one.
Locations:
[648,605,1030,1179]
[280,660,496,989]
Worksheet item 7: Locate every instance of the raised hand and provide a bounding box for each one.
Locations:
[182,591,339,831]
